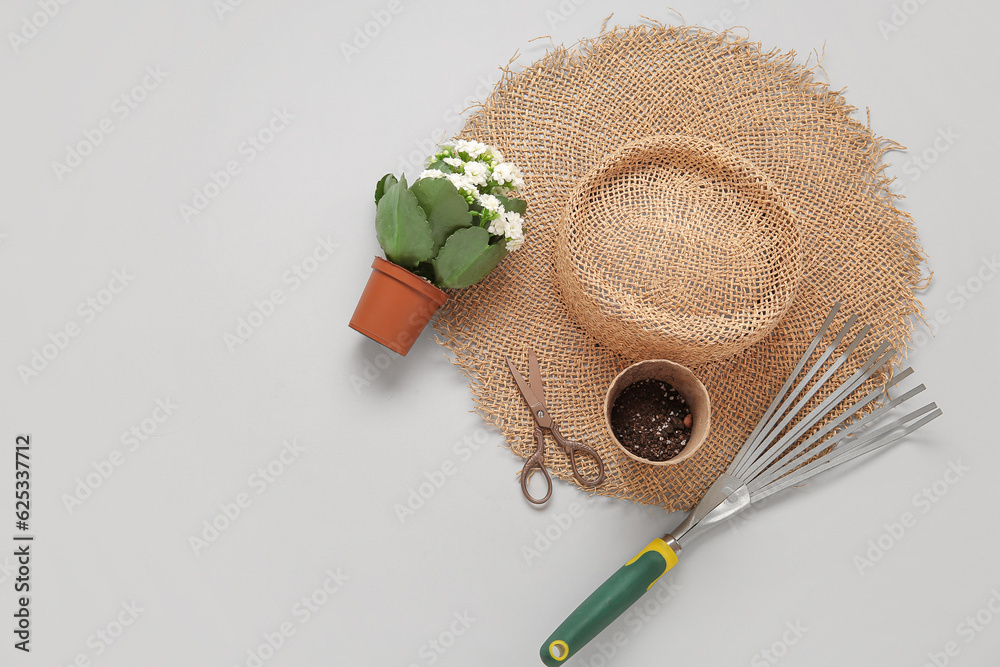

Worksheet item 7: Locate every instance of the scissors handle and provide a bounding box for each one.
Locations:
[520,428,552,505]
[551,425,606,488]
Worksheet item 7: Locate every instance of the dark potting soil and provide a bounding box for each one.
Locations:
[610,378,692,462]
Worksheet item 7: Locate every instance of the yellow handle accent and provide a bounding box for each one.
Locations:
[548,639,570,661]
[624,538,679,590]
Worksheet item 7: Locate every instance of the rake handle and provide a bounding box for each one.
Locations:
[539,538,679,665]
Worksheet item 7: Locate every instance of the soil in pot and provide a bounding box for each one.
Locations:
[609,378,693,462]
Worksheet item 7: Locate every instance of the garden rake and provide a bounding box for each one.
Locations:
[539,303,942,665]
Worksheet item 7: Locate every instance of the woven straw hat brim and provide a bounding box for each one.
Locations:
[433,25,926,510]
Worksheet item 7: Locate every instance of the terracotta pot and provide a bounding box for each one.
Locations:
[604,359,712,466]
[349,256,449,356]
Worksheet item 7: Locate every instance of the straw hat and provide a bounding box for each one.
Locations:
[433,25,926,510]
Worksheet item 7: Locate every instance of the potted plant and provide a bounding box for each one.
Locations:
[349,140,528,355]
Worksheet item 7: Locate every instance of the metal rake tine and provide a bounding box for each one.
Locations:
[748,385,929,494]
[821,402,940,467]
[730,308,855,475]
[824,405,940,470]
[749,377,923,488]
[738,342,896,482]
[733,319,872,479]
[727,302,842,474]
[748,380,926,491]
[751,403,941,501]
[752,404,940,500]
[739,312,856,465]
[741,334,886,475]
[741,364,911,486]
[882,366,915,391]
[733,318,866,478]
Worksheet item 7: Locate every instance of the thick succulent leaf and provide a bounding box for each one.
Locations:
[432,226,508,289]
[375,174,434,269]
[410,177,473,254]
[496,193,527,216]
[374,173,397,204]
[426,159,455,174]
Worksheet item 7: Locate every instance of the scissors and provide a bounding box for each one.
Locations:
[505,349,606,504]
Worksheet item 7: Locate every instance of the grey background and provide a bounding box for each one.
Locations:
[1,0,998,665]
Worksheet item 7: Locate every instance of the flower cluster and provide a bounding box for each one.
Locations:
[419,140,526,252]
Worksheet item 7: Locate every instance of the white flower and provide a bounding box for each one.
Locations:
[492,162,514,184]
[464,161,489,186]
[455,139,488,159]
[419,169,446,180]
[493,162,525,190]
[478,145,502,166]
[477,193,502,213]
[443,157,464,168]
[446,172,475,195]
[503,210,524,239]
[484,205,526,251]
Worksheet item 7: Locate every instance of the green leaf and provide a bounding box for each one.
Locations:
[374,173,397,204]
[375,174,434,269]
[432,226,508,289]
[426,160,455,174]
[496,193,527,216]
[410,177,473,254]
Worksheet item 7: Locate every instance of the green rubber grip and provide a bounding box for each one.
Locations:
[539,538,679,666]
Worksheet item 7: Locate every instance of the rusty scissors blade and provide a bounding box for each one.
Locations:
[505,353,550,427]
[504,349,606,504]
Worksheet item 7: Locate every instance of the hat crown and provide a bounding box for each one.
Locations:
[554,134,803,365]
